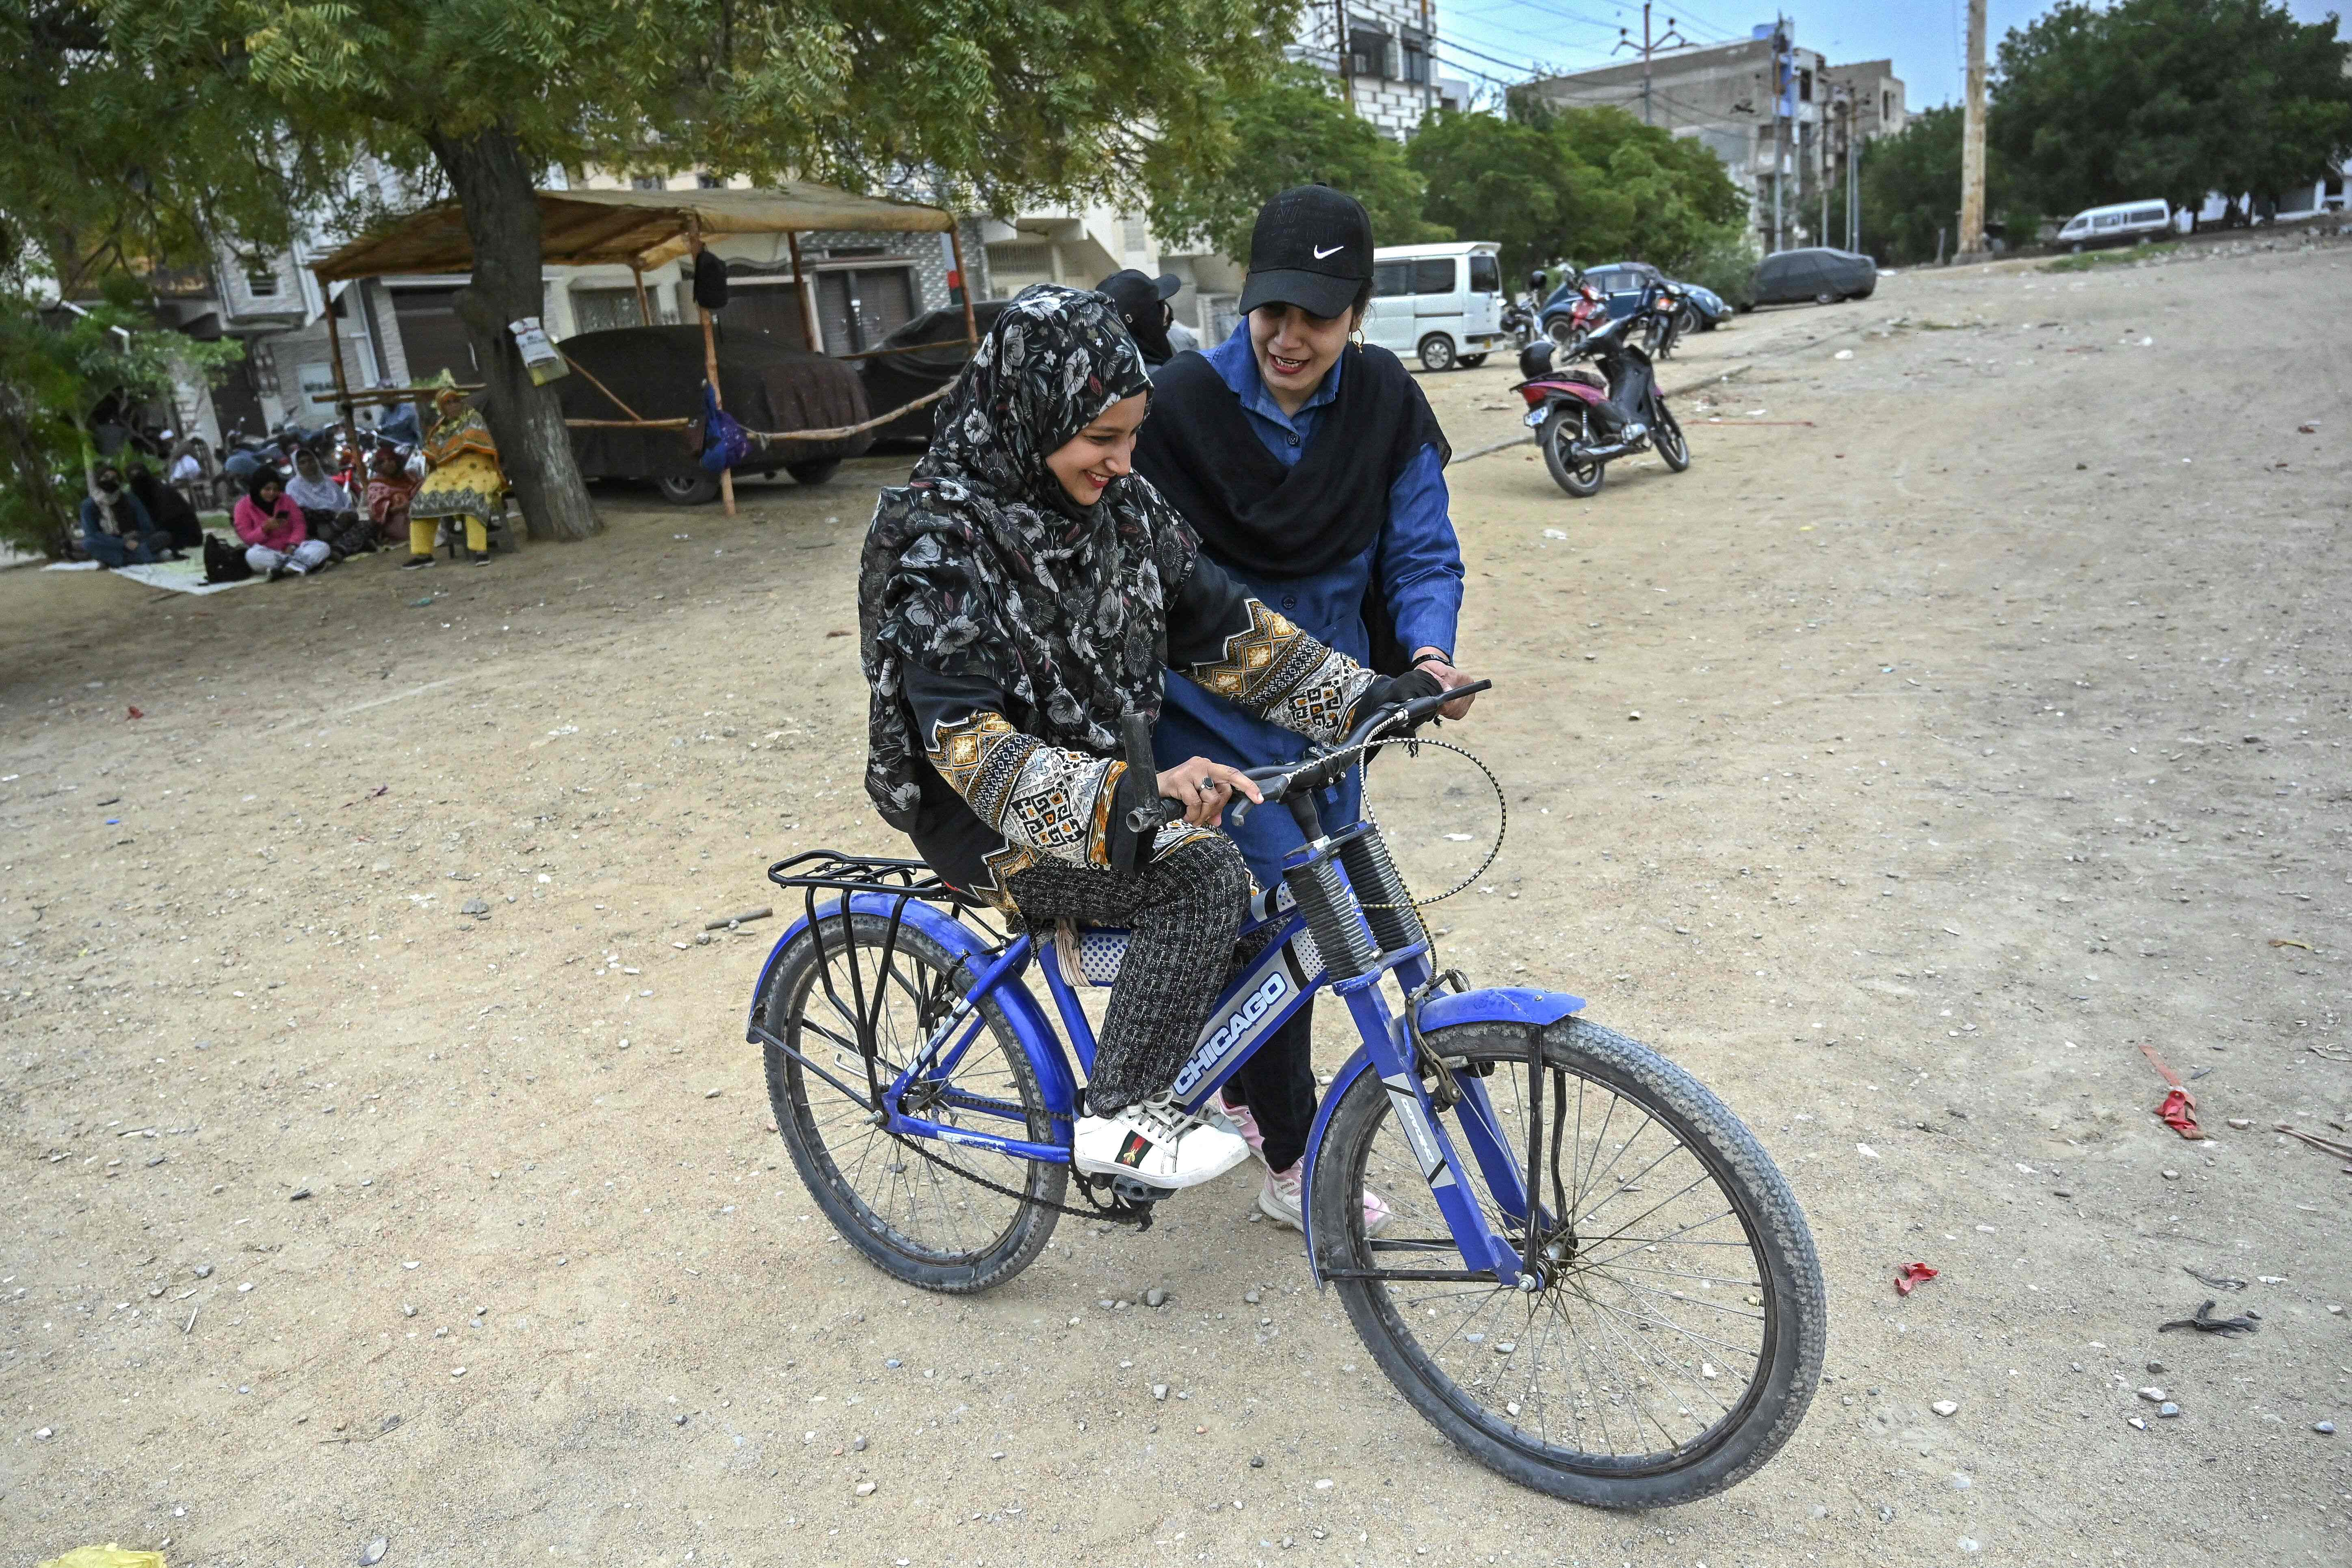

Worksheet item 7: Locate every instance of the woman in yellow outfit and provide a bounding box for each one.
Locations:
[404,377,508,569]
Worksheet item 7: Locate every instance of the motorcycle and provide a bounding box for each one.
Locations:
[1544,273,1611,356]
[1641,282,1687,360]
[1512,311,1689,499]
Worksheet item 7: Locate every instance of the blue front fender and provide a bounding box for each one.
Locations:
[1298,985,1583,1286]
[747,894,1080,1123]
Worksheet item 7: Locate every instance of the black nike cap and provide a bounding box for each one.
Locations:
[1237,185,1373,320]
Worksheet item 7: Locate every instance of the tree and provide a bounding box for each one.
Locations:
[1406,109,1567,284]
[1146,63,1449,263]
[0,282,243,557]
[1992,0,2352,221]
[1826,105,2032,266]
[0,3,327,294]
[97,0,1300,541]
[1408,101,1747,283]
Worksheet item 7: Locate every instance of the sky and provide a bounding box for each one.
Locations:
[1432,0,2348,113]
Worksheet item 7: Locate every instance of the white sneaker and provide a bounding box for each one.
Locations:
[1258,1162,1395,1238]
[1074,1096,1250,1190]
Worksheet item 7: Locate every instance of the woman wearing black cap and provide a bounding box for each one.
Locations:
[1132,184,1477,1234]
[1094,269,1182,372]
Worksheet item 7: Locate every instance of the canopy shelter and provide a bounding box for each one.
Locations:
[308,183,978,514]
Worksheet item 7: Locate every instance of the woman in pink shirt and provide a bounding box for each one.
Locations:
[232,470,332,578]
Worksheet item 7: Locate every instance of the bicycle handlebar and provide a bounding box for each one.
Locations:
[1120,680,1494,836]
[1237,679,1494,808]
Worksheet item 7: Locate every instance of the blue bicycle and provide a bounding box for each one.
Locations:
[749,684,1824,1506]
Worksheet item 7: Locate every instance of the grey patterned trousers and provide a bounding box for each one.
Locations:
[1004,837,1252,1115]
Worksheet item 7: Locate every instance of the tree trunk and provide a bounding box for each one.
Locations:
[423,125,599,542]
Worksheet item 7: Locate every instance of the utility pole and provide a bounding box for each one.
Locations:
[1615,4,1687,127]
[1849,98,1862,251]
[1419,0,1436,121]
[1958,0,1988,261]
[1336,0,1353,109]
[1769,19,1790,253]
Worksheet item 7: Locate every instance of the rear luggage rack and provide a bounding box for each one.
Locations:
[766,849,981,906]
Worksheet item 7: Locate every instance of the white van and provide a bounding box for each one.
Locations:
[1366,242,1506,372]
[2056,199,2173,251]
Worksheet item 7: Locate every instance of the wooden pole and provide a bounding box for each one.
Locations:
[318,277,359,473]
[1957,0,1989,261]
[786,230,820,353]
[948,224,978,349]
[630,263,652,326]
[691,217,736,515]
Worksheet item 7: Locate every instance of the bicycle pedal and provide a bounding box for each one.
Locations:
[1107,1175,1178,1205]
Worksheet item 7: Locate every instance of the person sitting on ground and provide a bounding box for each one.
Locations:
[407,377,507,568]
[79,464,173,568]
[285,447,375,561]
[860,283,1444,1190]
[123,460,204,554]
[232,468,331,578]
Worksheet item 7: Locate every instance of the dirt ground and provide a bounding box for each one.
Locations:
[4,234,2349,1568]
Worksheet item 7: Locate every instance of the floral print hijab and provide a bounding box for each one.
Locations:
[859,284,1199,830]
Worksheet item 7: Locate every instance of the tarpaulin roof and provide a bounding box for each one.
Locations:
[310,183,956,282]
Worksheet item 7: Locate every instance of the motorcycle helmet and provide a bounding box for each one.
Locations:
[1516,339,1555,380]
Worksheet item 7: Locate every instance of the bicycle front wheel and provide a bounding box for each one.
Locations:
[1312,1018,1824,1507]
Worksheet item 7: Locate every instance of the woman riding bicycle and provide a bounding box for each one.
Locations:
[858,283,1440,1192]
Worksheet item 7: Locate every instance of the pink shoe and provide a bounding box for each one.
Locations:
[1218,1096,1268,1163]
[1258,1162,1393,1238]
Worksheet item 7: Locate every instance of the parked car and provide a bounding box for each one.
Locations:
[860,301,1012,447]
[1676,281,1732,330]
[1367,242,1508,371]
[557,326,873,505]
[2055,199,2173,251]
[1578,262,1666,323]
[1751,248,1878,308]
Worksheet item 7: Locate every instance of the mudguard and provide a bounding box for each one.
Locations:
[1298,986,1584,1286]
[749,893,1080,1122]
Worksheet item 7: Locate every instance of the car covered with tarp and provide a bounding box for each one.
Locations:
[860,301,1011,447]
[557,326,873,505]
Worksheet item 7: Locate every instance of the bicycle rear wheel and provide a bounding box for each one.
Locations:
[758,910,1065,1292]
[1311,1017,1823,1507]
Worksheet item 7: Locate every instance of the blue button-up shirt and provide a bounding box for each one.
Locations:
[1156,325,1465,884]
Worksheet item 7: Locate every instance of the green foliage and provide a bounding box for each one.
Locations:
[1145,63,1447,263]
[0,284,242,556]
[1673,227,1762,309]
[1,3,330,290]
[1992,0,2352,219]
[1836,105,2034,266]
[1408,103,1748,284]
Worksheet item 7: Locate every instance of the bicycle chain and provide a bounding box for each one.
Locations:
[882,1125,1157,1229]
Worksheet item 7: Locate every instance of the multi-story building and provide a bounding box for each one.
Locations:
[1520,30,1905,253]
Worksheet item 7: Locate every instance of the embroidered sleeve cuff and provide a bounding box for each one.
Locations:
[1186,599,1377,745]
[927,709,1124,869]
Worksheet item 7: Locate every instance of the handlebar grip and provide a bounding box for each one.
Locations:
[1125,795,1186,834]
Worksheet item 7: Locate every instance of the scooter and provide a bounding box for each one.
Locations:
[1512,312,1689,499]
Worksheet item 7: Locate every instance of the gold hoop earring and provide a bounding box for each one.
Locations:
[1349,327,1366,347]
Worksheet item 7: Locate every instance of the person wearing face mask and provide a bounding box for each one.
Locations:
[285,448,375,561]
[1131,184,1476,1233]
[78,464,173,568]
[1094,269,1183,373]
[860,282,1444,1191]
